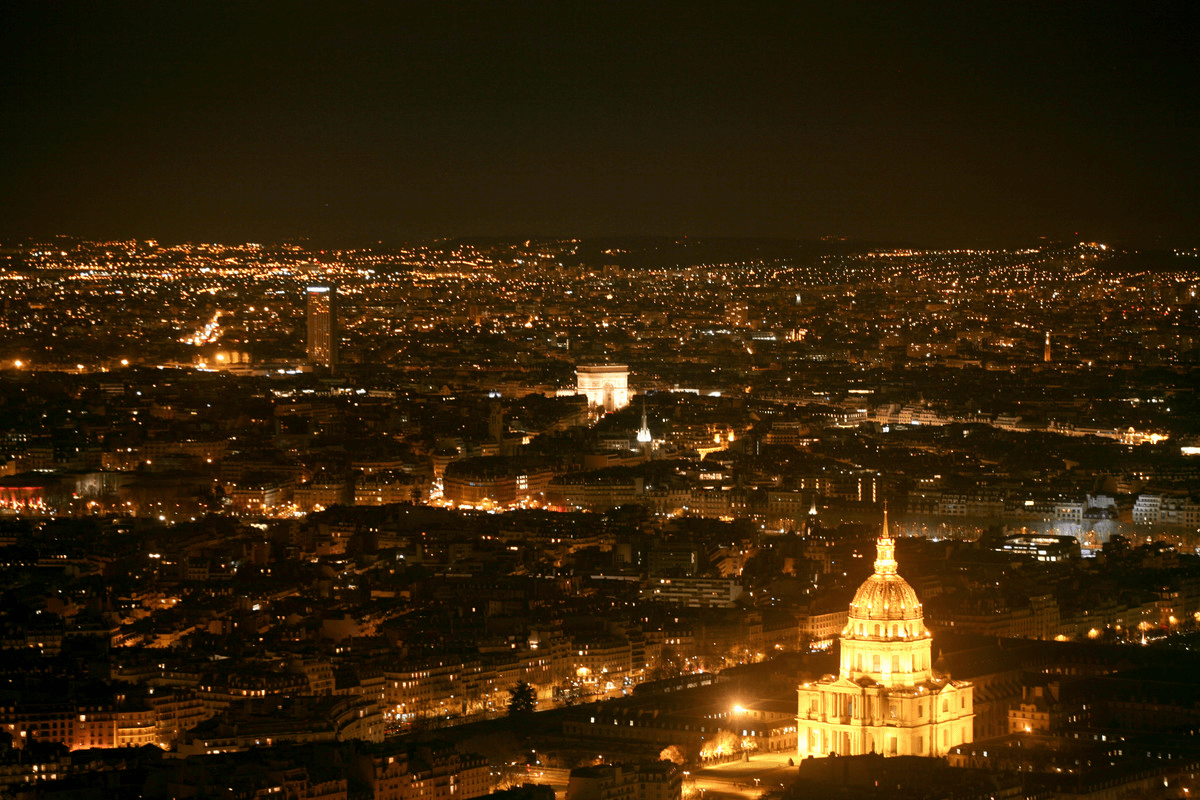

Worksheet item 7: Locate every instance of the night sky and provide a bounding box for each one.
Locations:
[2,2,1197,247]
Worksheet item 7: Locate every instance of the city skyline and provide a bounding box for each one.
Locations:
[4,3,1200,797]
[1,233,1200,796]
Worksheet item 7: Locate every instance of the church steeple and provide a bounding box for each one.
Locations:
[636,397,652,445]
[874,502,897,576]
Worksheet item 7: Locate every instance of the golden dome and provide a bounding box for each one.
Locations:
[845,505,928,631]
[849,574,923,623]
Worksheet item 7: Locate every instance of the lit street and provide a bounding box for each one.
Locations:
[691,752,800,800]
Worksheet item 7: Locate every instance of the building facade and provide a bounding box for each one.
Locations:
[797,509,974,758]
[576,364,630,414]
[306,285,337,369]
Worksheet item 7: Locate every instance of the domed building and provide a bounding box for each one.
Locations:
[797,508,973,758]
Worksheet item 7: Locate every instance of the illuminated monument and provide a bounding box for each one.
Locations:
[636,397,653,457]
[306,285,337,370]
[797,507,973,758]
[576,363,629,414]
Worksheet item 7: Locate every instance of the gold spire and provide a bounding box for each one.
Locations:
[874,502,897,576]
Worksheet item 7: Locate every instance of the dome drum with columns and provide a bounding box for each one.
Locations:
[797,506,973,758]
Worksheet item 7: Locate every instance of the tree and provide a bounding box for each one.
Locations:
[659,744,687,765]
[699,729,742,761]
[508,681,536,715]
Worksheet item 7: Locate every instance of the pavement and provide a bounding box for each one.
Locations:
[690,752,799,800]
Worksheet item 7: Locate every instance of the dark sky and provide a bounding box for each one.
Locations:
[2,2,1197,247]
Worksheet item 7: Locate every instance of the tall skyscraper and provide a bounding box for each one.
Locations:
[306,285,337,370]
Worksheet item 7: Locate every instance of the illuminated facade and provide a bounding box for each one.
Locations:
[576,363,629,413]
[798,508,973,758]
[306,285,337,369]
[636,397,653,458]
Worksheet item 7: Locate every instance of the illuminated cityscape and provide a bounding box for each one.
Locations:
[2,2,1199,799]
[1,234,1199,797]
